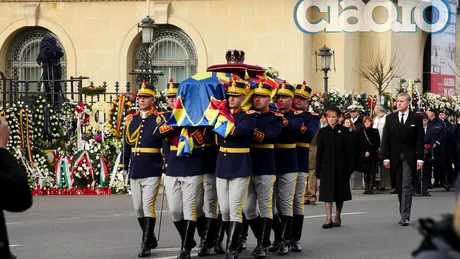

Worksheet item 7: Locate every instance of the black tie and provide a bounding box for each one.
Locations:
[400,113,404,124]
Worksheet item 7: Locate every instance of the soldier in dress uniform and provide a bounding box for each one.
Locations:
[120,81,172,257]
[216,80,257,259]
[269,81,303,255]
[164,123,205,259]
[161,78,179,170]
[196,126,220,256]
[291,82,319,252]
[242,82,283,259]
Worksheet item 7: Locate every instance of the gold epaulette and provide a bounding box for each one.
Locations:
[270,111,284,117]
[125,112,138,122]
[245,110,256,114]
[293,110,303,115]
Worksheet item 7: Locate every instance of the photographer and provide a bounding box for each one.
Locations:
[36,35,64,108]
[412,176,460,259]
[0,117,33,259]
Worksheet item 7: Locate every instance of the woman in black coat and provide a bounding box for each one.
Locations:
[358,116,380,194]
[316,107,354,229]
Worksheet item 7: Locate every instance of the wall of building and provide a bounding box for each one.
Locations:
[0,0,458,95]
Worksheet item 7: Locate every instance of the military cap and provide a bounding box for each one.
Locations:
[137,80,156,97]
[227,80,250,96]
[276,80,295,98]
[165,78,179,97]
[253,81,272,97]
[347,104,360,112]
[294,81,312,99]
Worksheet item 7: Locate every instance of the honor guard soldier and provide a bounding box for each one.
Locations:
[164,125,206,259]
[197,127,220,256]
[269,81,303,255]
[120,81,172,257]
[216,80,257,259]
[291,82,319,252]
[243,82,283,259]
[161,78,179,169]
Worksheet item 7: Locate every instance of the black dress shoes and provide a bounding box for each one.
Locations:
[322,222,334,229]
[398,219,409,226]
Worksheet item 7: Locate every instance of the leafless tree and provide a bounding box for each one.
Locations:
[355,46,404,101]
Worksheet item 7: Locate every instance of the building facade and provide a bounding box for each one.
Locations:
[0,0,458,95]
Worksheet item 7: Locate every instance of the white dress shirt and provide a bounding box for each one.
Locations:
[398,111,408,124]
[140,111,148,119]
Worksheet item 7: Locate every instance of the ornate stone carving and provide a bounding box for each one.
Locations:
[24,3,39,26]
[153,2,170,24]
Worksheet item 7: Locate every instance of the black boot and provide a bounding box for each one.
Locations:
[225,221,242,259]
[214,215,227,254]
[268,214,281,252]
[238,214,248,253]
[197,215,206,248]
[137,217,145,243]
[246,217,261,255]
[174,220,185,248]
[137,217,145,230]
[363,174,369,194]
[177,220,197,259]
[138,217,156,257]
[198,218,217,256]
[254,218,273,259]
[290,215,304,252]
[278,215,292,256]
[368,174,375,194]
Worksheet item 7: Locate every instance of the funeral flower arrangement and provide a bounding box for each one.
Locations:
[82,84,106,96]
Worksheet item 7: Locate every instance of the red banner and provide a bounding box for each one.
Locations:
[430,74,456,96]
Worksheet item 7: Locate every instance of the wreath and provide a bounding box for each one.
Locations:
[82,85,106,96]
[89,101,110,132]
[107,94,134,138]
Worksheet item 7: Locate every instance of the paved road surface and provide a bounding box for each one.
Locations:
[5,189,456,259]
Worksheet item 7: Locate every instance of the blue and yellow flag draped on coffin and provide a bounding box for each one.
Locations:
[166,72,238,127]
[166,72,243,157]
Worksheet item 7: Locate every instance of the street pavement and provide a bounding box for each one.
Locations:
[5,189,456,259]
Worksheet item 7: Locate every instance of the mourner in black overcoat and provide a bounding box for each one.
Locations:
[358,120,381,194]
[316,118,354,203]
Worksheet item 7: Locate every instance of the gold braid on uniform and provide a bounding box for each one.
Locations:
[125,118,141,145]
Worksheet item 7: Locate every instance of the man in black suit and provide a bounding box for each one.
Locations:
[382,93,424,226]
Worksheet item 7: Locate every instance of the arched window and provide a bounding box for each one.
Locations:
[135,24,198,91]
[8,28,66,82]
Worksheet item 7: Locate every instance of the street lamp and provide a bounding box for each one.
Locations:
[139,15,155,44]
[129,15,164,87]
[315,45,336,93]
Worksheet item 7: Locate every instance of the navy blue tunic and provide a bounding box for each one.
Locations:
[121,111,174,179]
[296,112,320,172]
[250,110,283,175]
[202,127,219,174]
[165,128,205,177]
[216,109,257,179]
[274,109,303,174]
